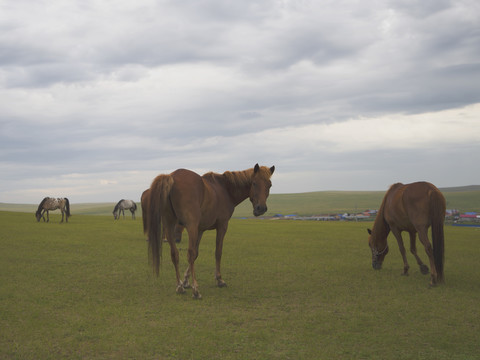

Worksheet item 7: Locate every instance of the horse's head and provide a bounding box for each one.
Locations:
[113,210,118,220]
[249,164,275,217]
[367,228,389,270]
[35,212,41,222]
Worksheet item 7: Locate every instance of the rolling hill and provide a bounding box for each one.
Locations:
[1,186,479,218]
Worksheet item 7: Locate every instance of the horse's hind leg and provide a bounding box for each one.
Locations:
[409,232,429,275]
[215,224,228,287]
[417,227,437,286]
[392,229,410,275]
[46,210,50,222]
[164,224,184,294]
[186,226,203,299]
[182,230,203,291]
[60,210,64,223]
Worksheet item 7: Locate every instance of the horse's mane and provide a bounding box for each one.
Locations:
[202,168,253,199]
[36,197,49,215]
[114,199,125,212]
[202,166,273,200]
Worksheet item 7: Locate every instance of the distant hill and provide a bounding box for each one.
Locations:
[1,185,479,218]
[234,186,480,217]
[439,185,480,192]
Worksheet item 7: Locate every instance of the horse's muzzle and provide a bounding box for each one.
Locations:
[372,262,382,270]
[253,204,267,217]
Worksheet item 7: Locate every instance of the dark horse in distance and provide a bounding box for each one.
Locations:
[367,182,446,286]
[36,197,71,223]
[113,199,137,220]
[146,164,275,299]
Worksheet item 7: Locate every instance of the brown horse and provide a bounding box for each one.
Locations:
[367,182,446,286]
[146,164,275,299]
[35,197,71,223]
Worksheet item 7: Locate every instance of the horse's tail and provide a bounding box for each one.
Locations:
[147,174,174,275]
[141,189,150,234]
[64,198,71,217]
[430,189,446,283]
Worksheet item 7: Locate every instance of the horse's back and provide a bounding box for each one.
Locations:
[171,169,204,196]
[169,169,232,228]
[169,169,205,218]
[404,181,438,200]
[387,182,444,228]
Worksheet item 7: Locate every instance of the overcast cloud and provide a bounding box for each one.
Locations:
[1,0,479,204]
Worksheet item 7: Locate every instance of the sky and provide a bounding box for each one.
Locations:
[1,0,479,204]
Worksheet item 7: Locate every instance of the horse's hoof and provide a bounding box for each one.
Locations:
[217,280,227,288]
[176,285,186,294]
[420,265,429,275]
[192,292,202,300]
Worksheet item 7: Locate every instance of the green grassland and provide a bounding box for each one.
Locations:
[2,186,479,218]
[1,210,479,359]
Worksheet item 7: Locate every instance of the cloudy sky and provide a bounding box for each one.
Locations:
[1,0,479,204]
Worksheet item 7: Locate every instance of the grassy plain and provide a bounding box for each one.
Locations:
[1,210,479,359]
[2,186,479,218]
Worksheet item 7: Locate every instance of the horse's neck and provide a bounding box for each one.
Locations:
[215,169,253,206]
[372,207,390,247]
[208,169,253,206]
[230,184,251,206]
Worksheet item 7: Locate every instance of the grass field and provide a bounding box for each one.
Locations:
[2,186,479,218]
[1,210,479,359]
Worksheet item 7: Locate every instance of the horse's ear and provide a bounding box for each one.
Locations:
[254,163,260,173]
[270,166,275,175]
[367,229,372,235]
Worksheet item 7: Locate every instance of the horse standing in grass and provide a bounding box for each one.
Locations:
[113,199,137,220]
[146,164,275,299]
[367,182,446,286]
[35,197,71,223]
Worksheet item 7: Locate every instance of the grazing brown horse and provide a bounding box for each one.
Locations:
[367,182,446,286]
[146,164,275,299]
[35,197,71,223]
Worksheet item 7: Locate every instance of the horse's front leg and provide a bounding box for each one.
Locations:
[409,232,429,275]
[391,229,409,275]
[46,210,50,222]
[215,224,228,287]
